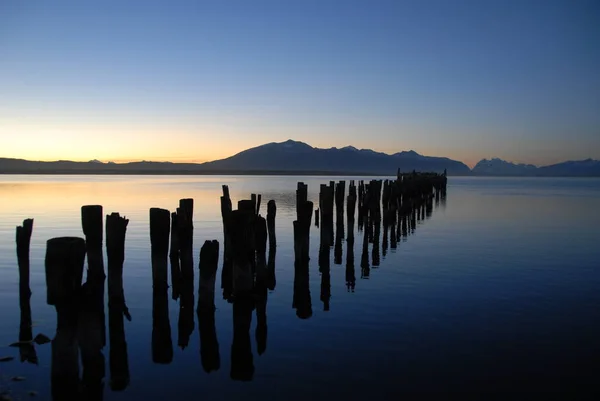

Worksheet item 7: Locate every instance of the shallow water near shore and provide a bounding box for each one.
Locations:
[1,175,600,399]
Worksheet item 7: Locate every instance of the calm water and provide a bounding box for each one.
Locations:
[1,175,600,399]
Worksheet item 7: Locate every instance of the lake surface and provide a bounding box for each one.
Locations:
[1,175,599,399]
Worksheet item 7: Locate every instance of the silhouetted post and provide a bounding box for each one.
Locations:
[347,181,356,223]
[319,184,334,246]
[231,295,254,381]
[197,240,220,372]
[346,217,356,292]
[177,199,195,350]
[254,216,268,355]
[80,206,106,401]
[267,200,276,251]
[335,180,346,222]
[296,182,308,220]
[169,212,180,300]
[106,212,130,391]
[81,205,106,347]
[293,221,312,319]
[150,208,172,364]
[46,237,86,401]
[315,208,320,227]
[250,194,257,215]
[16,218,36,364]
[229,207,255,296]
[221,185,233,301]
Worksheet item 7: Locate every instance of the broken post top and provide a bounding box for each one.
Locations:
[82,205,103,242]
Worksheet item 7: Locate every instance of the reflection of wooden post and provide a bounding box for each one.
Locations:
[106,212,130,391]
[46,237,86,401]
[293,221,312,319]
[346,218,356,292]
[231,295,254,381]
[16,218,36,364]
[197,240,220,373]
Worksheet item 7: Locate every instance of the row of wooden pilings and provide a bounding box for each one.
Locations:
[12,171,446,393]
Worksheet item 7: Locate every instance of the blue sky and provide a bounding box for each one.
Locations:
[1,0,599,166]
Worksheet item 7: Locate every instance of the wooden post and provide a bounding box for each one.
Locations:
[197,240,220,373]
[106,212,130,391]
[229,208,255,296]
[315,208,319,227]
[169,212,180,300]
[80,205,106,400]
[256,194,262,215]
[296,182,308,220]
[254,216,268,356]
[266,200,276,251]
[346,216,356,292]
[46,237,86,401]
[221,185,233,301]
[16,218,36,364]
[150,208,172,364]
[177,199,195,350]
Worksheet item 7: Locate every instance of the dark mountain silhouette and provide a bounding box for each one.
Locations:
[472,157,600,177]
[201,140,470,175]
[472,158,538,176]
[1,141,598,176]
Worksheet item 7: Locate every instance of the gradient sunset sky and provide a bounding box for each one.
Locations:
[1,0,599,167]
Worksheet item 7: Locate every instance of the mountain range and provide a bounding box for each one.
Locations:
[1,139,598,177]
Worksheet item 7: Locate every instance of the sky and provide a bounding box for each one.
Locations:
[1,0,599,167]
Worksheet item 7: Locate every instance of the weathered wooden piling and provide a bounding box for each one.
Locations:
[150,208,173,364]
[80,205,107,363]
[315,208,319,227]
[296,182,308,219]
[150,208,170,290]
[46,237,86,401]
[229,208,255,296]
[220,185,233,301]
[266,200,277,251]
[254,216,268,356]
[346,217,356,292]
[319,184,334,245]
[197,240,220,373]
[347,181,357,223]
[198,240,220,309]
[177,198,195,350]
[169,212,180,300]
[80,206,106,400]
[106,212,130,391]
[16,218,34,363]
[335,180,346,221]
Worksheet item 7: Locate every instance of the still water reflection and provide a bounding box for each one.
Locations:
[1,176,600,399]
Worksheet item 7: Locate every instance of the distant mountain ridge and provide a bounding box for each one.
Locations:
[472,157,600,177]
[1,140,598,176]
